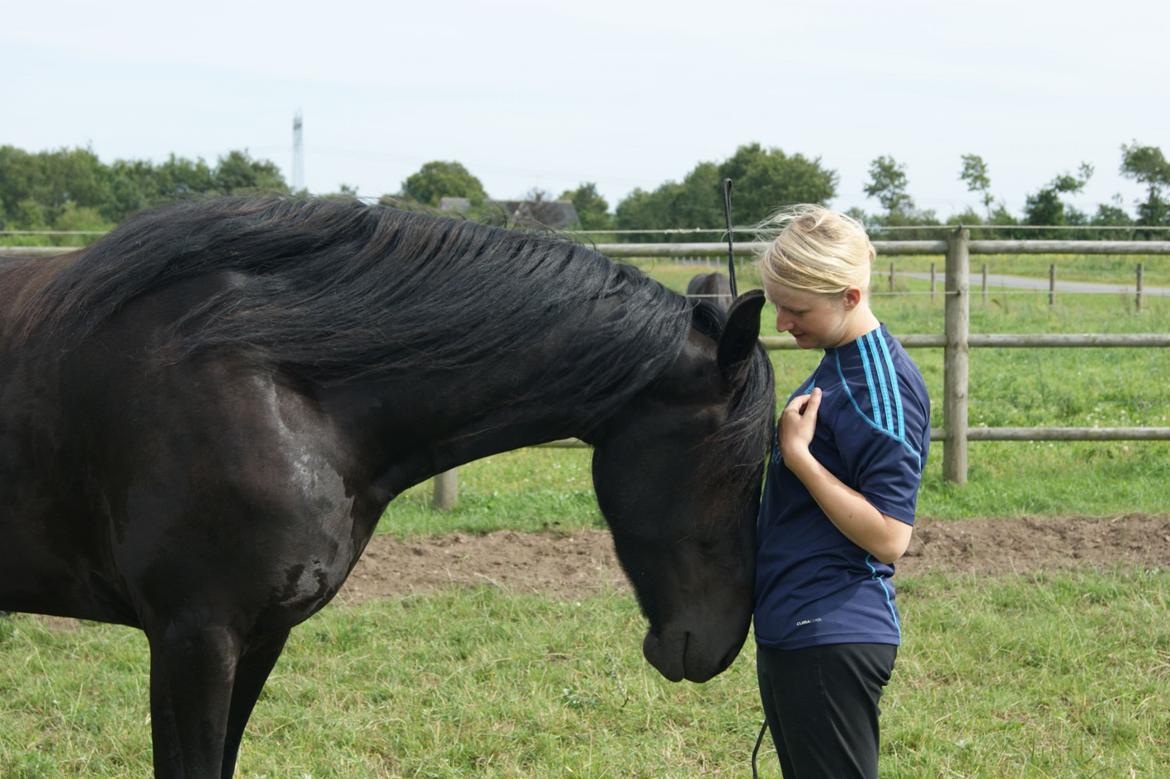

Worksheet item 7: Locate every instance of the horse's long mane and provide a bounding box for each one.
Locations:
[17,196,773,467]
[17,197,691,419]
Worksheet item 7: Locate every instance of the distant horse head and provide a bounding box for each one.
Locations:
[686,271,734,311]
[590,291,771,682]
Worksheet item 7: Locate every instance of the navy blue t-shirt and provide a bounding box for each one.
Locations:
[754,324,930,650]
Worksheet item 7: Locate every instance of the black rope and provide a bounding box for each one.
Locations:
[751,718,768,777]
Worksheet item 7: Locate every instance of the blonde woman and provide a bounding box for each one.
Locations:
[753,205,930,778]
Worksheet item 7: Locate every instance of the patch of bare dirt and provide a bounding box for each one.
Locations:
[337,514,1170,605]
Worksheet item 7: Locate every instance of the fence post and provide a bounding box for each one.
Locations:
[943,228,970,484]
[1136,263,1144,312]
[888,261,895,293]
[1048,264,1056,306]
[930,262,936,301]
[432,469,458,510]
[981,263,988,305]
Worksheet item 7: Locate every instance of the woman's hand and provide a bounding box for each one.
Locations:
[780,387,821,466]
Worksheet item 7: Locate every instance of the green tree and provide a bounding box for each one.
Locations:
[613,144,837,239]
[959,154,994,218]
[0,145,289,231]
[0,146,39,226]
[1024,163,1093,229]
[213,150,288,195]
[1093,197,1133,227]
[613,187,662,239]
[1120,142,1170,226]
[717,143,837,223]
[40,147,108,215]
[10,198,48,230]
[1078,198,1133,239]
[0,146,109,226]
[104,159,155,220]
[864,155,913,215]
[559,182,611,230]
[157,154,218,198]
[400,161,487,207]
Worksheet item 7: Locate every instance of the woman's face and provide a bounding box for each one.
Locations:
[764,282,854,349]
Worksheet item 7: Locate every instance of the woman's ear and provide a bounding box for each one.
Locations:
[842,286,863,310]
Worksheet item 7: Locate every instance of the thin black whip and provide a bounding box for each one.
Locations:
[722,177,739,298]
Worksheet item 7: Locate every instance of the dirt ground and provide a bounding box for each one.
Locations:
[337,514,1170,604]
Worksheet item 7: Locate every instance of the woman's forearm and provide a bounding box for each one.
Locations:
[784,450,912,564]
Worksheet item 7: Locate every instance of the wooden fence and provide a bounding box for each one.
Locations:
[434,233,1170,507]
[6,237,1168,506]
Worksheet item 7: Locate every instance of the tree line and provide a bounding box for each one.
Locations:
[0,146,289,245]
[2,141,1168,245]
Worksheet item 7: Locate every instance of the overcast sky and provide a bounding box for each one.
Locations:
[5,0,1167,222]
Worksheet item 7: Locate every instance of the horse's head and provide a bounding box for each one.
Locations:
[685,271,734,311]
[590,291,773,682]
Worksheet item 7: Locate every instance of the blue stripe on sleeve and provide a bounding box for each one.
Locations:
[834,351,924,466]
[855,335,884,431]
[865,554,902,637]
[864,332,895,434]
[874,330,905,438]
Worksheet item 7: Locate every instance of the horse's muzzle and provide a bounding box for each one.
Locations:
[642,626,743,683]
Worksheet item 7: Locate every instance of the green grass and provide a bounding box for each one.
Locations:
[1,571,1166,776]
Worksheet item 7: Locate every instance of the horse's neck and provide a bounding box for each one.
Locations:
[322,344,609,493]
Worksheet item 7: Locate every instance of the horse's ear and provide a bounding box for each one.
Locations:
[717,289,765,380]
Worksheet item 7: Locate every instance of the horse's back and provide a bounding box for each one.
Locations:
[0,265,380,627]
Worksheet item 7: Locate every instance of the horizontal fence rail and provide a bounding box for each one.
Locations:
[0,247,77,256]
[591,240,1170,258]
[761,333,1170,349]
[8,239,1170,259]
[963,427,1170,441]
[529,426,1170,448]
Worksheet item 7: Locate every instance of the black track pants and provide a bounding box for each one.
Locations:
[756,642,897,779]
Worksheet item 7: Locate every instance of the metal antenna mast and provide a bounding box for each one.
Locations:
[292,111,304,192]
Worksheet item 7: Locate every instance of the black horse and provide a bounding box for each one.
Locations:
[0,197,773,778]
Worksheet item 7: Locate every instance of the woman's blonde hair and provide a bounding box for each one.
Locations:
[755,204,875,295]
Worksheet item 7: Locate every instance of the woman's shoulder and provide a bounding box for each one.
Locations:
[827,327,929,442]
